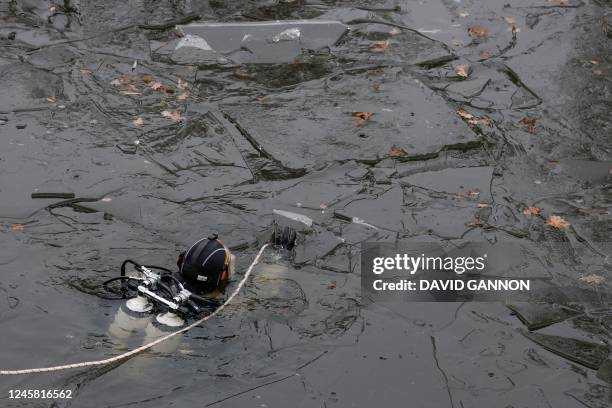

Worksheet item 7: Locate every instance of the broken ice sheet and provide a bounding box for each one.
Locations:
[177,20,348,64]
[521,330,610,370]
[273,209,313,228]
[507,303,582,331]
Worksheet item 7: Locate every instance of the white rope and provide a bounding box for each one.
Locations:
[0,243,269,375]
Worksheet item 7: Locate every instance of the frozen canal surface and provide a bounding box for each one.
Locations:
[0,1,611,407]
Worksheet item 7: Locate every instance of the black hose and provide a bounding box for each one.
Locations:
[102,276,140,299]
[160,273,183,287]
[146,265,174,274]
[157,281,175,298]
[120,259,141,277]
[189,292,220,307]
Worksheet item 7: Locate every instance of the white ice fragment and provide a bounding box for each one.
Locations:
[273,209,313,227]
[101,197,112,202]
[352,217,379,230]
[176,34,213,51]
[272,27,301,43]
[418,28,441,34]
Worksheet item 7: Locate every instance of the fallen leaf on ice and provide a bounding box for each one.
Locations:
[177,92,189,100]
[467,26,488,37]
[523,206,541,216]
[328,283,336,289]
[477,203,491,208]
[455,64,470,79]
[479,50,495,59]
[504,16,516,25]
[148,81,164,91]
[161,110,183,122]
[119,84,140,95]
[519,116,537,133]
[457,109,493,126]
[177,79,190,90]
[10,224,25,231]
[370,40,389,52]
[132,117,144,126]
[545,215,570,229]
[110,76,129,85]
[79,69,92,76]
[46,96,56,102]
[578,274,605,286]
[352,111,373,121]
[388,145,407,157]
[457,109,474,120]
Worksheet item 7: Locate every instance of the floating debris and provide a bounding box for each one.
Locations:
[521,330,610,369]
[273,209,313,227]
[507,303,582,331]
[177,20,348,63]
[31,192,75,199]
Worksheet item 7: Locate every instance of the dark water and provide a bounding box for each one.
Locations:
[0,0,611,407]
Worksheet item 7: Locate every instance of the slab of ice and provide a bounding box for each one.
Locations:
[177,20,348,63]
[176,34,212,51]
[273,209,313,227]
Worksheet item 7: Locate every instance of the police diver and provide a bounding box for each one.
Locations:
[105,228,297,350]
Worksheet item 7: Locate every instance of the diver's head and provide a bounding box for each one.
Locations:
[177,234,235,294]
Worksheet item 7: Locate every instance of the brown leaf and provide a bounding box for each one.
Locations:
[370,40,389,52]
[142,75,152,84]
[523,206,541,216]
[457,109,474,120]
[578,274,605,286]
[46,96,56,102]
[132,117,144,126]
[352,119,366,126]
[177,79,190,90]
[479,50,495,59]
[457,109,493,126]
[545,215,570,229]
[455,64,470,79]
[161,110,183,122]
[471,117,493,126]
[148,81,164,91]
[119,84,140,95]
[177,92,189,101]
[79,69,92,76]
[110,76,129,85]
[388,145,407,157]
[476,203,491,208]
[327,283,336,289]
[352,111,373,121]
[519,116,537,133]
[467,26,488,37]
[10,223,25,231]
